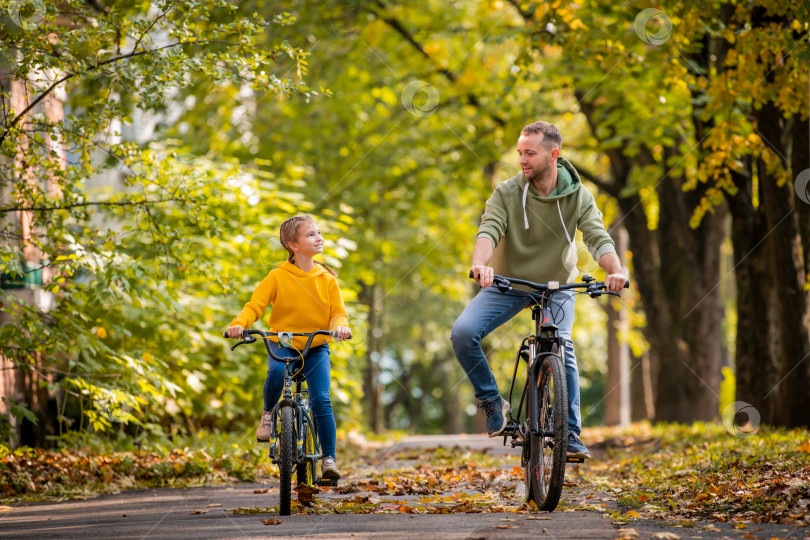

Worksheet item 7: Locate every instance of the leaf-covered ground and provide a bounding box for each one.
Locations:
[579,423,810,528]
[2,422,809,531]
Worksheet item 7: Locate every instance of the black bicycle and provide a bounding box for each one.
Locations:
[471,272,628,511]
[224,328,346,516]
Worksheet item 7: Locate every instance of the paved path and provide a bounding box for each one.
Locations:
[1,435,808,539]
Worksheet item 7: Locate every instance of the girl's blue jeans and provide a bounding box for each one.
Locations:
[450,287,582,436]
[264,342,337,459]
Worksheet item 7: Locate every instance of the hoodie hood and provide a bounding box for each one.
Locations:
[517,156,582,202]
[281,260,327,277]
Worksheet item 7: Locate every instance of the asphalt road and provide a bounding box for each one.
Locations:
[1,435,808,540]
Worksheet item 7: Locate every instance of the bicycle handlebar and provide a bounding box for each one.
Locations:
[468,271,629,297]
[222,328,349,361]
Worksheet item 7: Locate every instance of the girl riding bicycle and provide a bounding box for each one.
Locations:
[226,214,351,480]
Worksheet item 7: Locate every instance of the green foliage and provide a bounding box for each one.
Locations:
[0,1,347,442]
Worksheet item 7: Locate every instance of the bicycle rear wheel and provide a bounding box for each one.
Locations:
[278,405,295,516]
[297,413,316,486]
[526,350,567,511]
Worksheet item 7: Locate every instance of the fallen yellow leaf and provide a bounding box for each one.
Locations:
[624,510,640,518]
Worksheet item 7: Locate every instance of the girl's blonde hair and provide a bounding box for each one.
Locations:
[279,214,337,276]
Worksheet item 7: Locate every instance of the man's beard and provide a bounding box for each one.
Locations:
[525,161,548,182]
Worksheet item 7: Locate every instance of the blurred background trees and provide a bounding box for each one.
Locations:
[1,0,807,449]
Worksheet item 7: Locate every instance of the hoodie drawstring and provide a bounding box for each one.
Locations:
[522,181,530,230]
[557,200,579,282]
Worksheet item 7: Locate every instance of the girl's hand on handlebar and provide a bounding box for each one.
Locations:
[226,325,244,339]
[333,326,351,341]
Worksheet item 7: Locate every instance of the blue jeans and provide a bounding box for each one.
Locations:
[450,287,581,436]
[264,342,337,459]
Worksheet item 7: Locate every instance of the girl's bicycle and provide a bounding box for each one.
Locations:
[471,272,628,511]
[224,328,346,516]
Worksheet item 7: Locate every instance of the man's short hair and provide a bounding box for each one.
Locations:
[521,121,562,151]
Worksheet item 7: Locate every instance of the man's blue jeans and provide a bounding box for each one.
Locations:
[264,342,337,459]
[450,287,582,436]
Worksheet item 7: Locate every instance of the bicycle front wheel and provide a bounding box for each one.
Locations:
[526,351,567,511]
[278,405,295,516]
[297,413,316,487]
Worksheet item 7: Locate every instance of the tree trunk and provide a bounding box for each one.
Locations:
[604,228,630,425]
[727,168,781,423]
[361,282,383,433]
[755,105,810,427]
[630,349,655,421]
[578,92,725,422]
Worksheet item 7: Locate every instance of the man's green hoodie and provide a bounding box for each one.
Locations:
[477,156,615,286]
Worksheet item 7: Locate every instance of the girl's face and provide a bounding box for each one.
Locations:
[290,220,324,256]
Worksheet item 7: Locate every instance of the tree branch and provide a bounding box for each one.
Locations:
[372,0,506,126]
[0,39,237,146]
[1,197,187,214]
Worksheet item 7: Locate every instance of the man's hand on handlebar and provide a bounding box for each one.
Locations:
[226,325,244,339]
[604,272,628,293]
[471,265,495,288]
[333,326,351,341]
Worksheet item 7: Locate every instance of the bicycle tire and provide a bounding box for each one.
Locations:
[278,405,295,516]
[526,350,567,511]
[297,414,316,487]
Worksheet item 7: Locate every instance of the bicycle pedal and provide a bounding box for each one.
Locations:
[566,456,585,464]
[502,420,518,436]
[316,477,338,487]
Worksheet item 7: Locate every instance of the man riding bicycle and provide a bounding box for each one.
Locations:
[451,121,627,459]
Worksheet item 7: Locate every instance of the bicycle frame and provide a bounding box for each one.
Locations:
[224,328,343,489]
[268,359,321,469]
[506,291,566,441]
[474,271,628,510]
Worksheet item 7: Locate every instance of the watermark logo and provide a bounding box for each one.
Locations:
[634,8,672,46]
[333,316,369,350]
[795,168,810,205]
[721,401,761,438]
[561,241,600,281]
[7,0,46,30]
[401,80,440,118]
[331,5,358,36]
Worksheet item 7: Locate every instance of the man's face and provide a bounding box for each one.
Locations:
[517,132,559,181]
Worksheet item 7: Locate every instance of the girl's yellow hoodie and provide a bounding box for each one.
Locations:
[230,261,349,349]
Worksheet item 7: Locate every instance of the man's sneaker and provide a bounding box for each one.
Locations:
[321,456,341,480]
[567,432,590,459]
[256,411,273,442]
[478,396,510,437]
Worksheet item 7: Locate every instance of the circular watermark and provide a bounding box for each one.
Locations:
[561,241,600,281]
[492,160,518,184]
[634,8,672,46]
[334,316,369,350]
[721,401,760,438]
[401,80,440,118]
[7,0,46,30]
[95,391,137,424]
[795,168,810,205]
[331,5,358,36]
